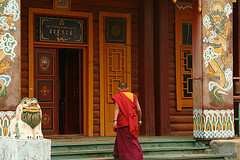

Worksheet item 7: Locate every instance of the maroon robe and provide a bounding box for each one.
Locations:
[112,90,143,160]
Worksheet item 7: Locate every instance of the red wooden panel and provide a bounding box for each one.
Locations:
[41,108,54,130]
[37,80,53,102]
[34,48,59,135]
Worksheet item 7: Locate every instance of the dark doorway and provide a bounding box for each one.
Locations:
[59,48,83,134]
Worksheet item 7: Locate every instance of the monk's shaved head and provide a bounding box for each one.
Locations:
[119,82,128,89]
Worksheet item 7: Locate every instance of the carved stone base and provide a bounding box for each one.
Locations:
[0,137,51,160]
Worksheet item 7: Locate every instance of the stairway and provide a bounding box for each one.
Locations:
[51,138,233,160]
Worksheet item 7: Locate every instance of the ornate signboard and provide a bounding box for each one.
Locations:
[40,17,83,43]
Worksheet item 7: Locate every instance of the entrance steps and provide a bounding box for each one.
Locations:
[51,137,232,160]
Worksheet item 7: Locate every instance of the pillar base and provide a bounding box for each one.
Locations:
[0,137,51,160]
[193,109,235,139]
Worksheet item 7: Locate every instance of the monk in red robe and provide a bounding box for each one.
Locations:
[112,82,143,160]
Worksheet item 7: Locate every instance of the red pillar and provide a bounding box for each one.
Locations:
[154,0,170,136]
[139,0,155,136]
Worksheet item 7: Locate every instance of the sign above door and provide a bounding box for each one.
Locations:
[34,15,88,44]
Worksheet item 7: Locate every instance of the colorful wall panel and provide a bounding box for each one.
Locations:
[0,0,21,110]
[193,0,234,139]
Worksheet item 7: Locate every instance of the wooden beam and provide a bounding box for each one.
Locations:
[72,0,139,9]
[138,0,155,136]
[154,0,170,136]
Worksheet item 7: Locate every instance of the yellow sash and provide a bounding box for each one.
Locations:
[122,92,134,102]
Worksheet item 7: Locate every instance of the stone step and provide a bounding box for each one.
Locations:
[54,154,228,160]
[51,146,210,159]
[51,139,197,152]
[143,153,231,160]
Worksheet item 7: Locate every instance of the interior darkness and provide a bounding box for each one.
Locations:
[59,48,83,134]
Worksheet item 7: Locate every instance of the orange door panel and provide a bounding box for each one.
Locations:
[175,2,193,111]
[99,12,131,136]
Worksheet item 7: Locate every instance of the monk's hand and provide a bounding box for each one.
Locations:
[113,121,117,129]
[138,120,142,127]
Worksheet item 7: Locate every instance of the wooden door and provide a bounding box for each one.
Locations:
[175,3,193,111]
[64,50,82,134]
[99,12,131,136]
[34,48,59,135]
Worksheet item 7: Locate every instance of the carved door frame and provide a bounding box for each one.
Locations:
[28,8,93,136]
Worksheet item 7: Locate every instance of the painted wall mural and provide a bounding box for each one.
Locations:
[0,0,20,110]
[193,0,234,139]
[0,0,19,31]
[203,1,232,103]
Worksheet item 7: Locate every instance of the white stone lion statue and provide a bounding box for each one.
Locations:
[9,97,43,140]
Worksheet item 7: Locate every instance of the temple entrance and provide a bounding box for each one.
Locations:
[59,49,83,134]
[29,8,93,136]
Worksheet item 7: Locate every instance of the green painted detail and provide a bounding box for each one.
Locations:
[15,123,20,139]
[21,112,41,129]
[201,116,205,132]
[205,117,212,132]
[0,126,2,136]
[3,119,8,136]
[0,85,7,98]
[0,0,9,15]
[210,89,223,103]
[227,116,233,131]
[212,116,216,131]
[222,116,227,130]
[216,116,222,131]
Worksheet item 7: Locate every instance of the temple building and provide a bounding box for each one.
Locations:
[0,0,239,139]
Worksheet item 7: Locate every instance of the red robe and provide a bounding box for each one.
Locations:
[112,90,139,139]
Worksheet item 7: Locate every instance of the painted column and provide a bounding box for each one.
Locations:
[193,0,234,139]
[0,0,21,137]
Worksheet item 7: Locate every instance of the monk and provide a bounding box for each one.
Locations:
[112,82,143,160]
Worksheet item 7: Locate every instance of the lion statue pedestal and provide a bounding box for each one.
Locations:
[0,98,51,160]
